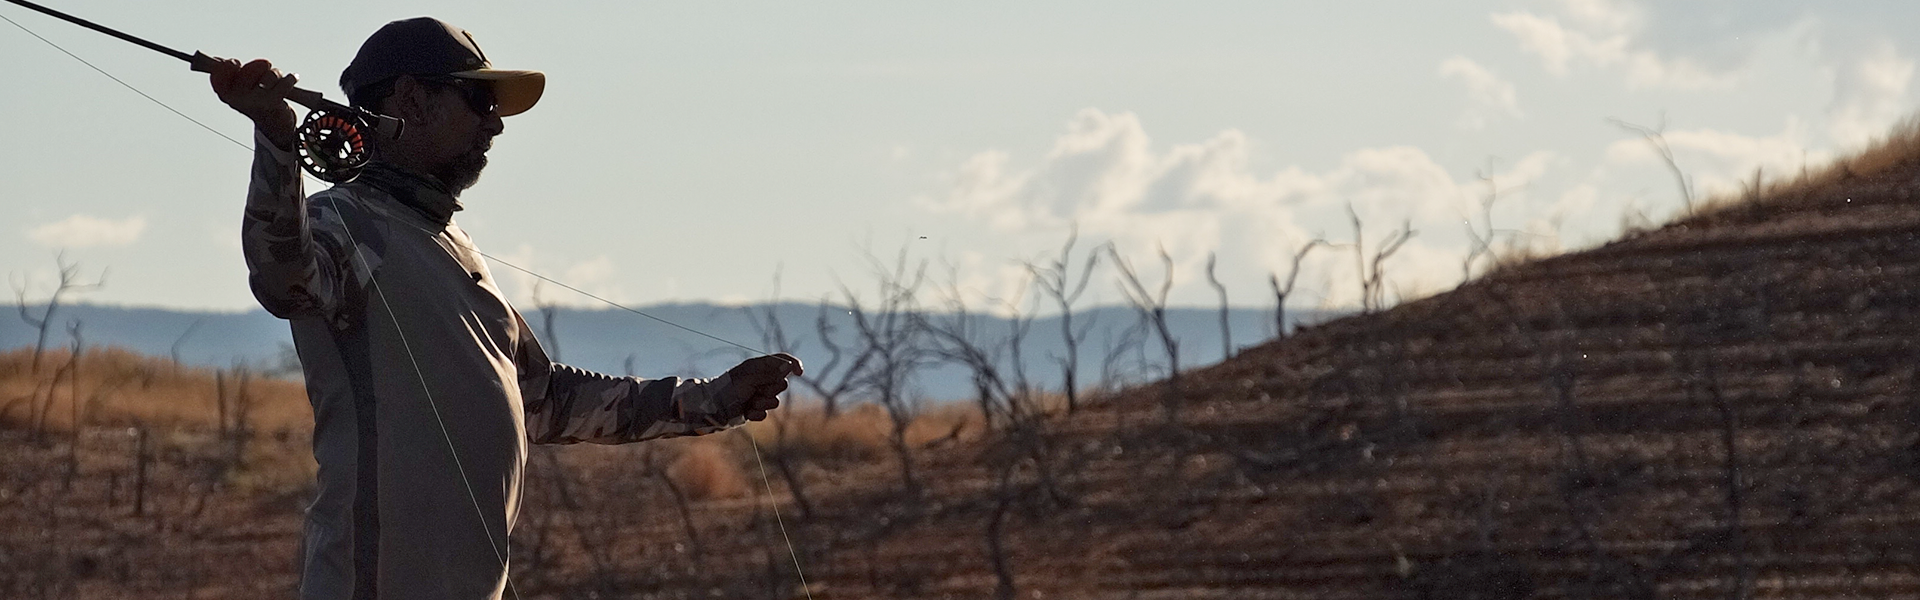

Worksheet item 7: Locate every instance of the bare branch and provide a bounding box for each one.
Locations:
[1463,159,1501,282]
[1108,243,1180,383]
[1108,243,1183,424]
[531,281,562,362]
[1269,236,1326,339]
[1348,204,1417,313]
[1205,252,1232,359]
[842,244,932,492]
[1026,224,1103,413]
[14,253,106,374]
[1348,204,1368,310]
[742,266,795,355]
[1098,317,1149,393]
[923,261,1042,428]
[1609,115,1695,216]
[1367,222,1416,310]
[169,317,206,371]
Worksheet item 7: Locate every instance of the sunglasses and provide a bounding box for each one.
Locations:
[416,76,499,116]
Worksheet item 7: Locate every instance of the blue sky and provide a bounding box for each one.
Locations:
[4,1,1915,314]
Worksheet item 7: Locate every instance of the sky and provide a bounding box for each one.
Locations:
[3,0,1916,315]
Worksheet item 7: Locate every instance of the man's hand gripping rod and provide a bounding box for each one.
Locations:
[4,0,402,182]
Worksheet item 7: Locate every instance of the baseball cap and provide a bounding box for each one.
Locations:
[339,17,545,117]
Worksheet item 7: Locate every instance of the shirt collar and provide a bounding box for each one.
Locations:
[355,161,463,225]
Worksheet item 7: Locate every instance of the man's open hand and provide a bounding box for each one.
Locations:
[723,353,803,422]
[205,56,299,150]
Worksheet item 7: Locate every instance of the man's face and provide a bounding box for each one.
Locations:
[389,76,504,194]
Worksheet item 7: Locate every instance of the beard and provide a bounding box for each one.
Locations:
[435,150,489,195]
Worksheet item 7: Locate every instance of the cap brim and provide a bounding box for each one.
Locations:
[452,69,544,117]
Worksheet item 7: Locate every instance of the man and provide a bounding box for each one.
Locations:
[205,17,800,600]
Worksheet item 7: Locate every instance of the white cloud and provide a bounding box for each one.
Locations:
[1827,42,1915,148]
[1553,184,1601,222]
[1559,0,1636,32]
[1603,122,1830,199]
[924,109,1565,309]
[944,150,1036,231]
[1491,2,1920,147]
[28,214,146,248]
[939,250,1035,311]
[1499,152,1560,188]
[1490,0,1747,89]
[561,255,617,287]
[492,244,628,308]
[493,243,541,303]
[1438,56,1523,129]
[1491,11,1581,76]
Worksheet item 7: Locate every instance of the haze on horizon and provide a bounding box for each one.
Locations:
[4,0,1915,315]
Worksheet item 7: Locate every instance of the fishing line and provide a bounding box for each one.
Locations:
[0,11,246,149]
[748,432,816,600]
[2,8,770,359]
[5,11,528,596]
[325,195,525,600]
[2,7,813,597]
[460,250,771,357]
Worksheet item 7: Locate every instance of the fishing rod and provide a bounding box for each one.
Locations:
[2,0,401,183]
[5,4,818,597]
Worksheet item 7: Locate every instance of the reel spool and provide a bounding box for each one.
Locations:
[296,107,372,183]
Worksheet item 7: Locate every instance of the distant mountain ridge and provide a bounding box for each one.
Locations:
[0,301,1331,400]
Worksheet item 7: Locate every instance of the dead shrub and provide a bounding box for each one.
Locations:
[752,403,890,463]
[667,440,747,500]
[744,401,982,465]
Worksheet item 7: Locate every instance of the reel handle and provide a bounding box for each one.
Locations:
[188,51,405,139]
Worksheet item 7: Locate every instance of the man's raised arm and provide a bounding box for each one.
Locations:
[210,57,355,319]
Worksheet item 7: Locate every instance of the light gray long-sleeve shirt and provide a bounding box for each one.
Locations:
[241,131,744,600]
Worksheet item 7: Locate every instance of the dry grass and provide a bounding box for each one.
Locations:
[741,400,983,463]
[1685,114,1920,223]
[666,439,748,500]
[1456,115,1920,286]
[0,344,1012,505]
[1843,115,1920,177]
[0,346,312,435]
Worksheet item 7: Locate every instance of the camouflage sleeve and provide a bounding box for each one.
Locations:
[240,130,357,320]
[513,312,746,445]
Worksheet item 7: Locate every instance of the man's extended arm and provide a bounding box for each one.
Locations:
[515,314,800,445]
[523,363,746,444]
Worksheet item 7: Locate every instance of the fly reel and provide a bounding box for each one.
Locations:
[291,104,406,183]
[296,107,371,183]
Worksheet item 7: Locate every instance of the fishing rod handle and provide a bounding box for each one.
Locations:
[188,51,404,139]
[188,51,329,110]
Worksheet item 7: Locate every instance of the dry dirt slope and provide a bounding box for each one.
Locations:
[11,142,1920,599]
[572,154,1920,598]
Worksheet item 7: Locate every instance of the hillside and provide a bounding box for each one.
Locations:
[516,131,1920,599]
[9,128,1920,598]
